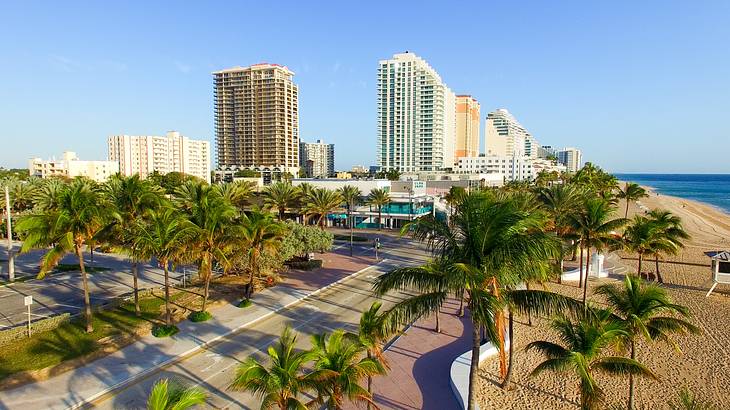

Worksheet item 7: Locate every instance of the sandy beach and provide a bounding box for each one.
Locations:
[476,188,730,409]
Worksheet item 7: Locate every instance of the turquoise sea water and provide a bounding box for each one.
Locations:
[613,174,730,214]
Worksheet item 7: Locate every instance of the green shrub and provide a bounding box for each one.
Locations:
[188,311,212,322]
[286,259,323,270]
[152,324,179,338]
[237,299,252,308]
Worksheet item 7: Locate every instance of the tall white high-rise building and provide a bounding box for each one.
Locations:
[485,109,539,158]
[299,139,335,178]
[377,52,456,172]
[107,131,211,183]
[557,147,583,172]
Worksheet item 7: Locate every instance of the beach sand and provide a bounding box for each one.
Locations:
[475,189,730,409]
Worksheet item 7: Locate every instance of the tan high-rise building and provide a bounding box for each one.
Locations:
[485,108,538,158]
[107,131,211,183]
[455,95,480,162]
[213,64,299,175]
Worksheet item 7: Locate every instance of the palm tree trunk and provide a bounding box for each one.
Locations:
[558,257,564,285]
[625,199,630,219]
[526,283,532,326]
[458,288,465,317]
[655,254,663,283]
[163,259,172,325]
[132,262,140,316]
[202,268,211,313]
[578,244,584,289]
[367,351,373,410]
[467,315,480,410]
[377,208,382,231]
[583,247,591,307]
[500,310,515,390]
[246,251,258,300]
[628,340,636,410]
[76,244,94,333]
[637,252,643,277]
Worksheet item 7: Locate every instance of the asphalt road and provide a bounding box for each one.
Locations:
[92,234,429,409]
[0,243,185,328]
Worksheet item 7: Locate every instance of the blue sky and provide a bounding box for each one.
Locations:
[1,1,729,173]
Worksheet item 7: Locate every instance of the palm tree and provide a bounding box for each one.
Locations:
[311,329,385,409]
[134,207,195,326]
[303,188,342,229]
[215,180,254,211]
[443,186,466,226]
[16,178,109,332]
[175,182,240,314]
[397,191,566,409]
[622,216,657,278]
[374,258,457,333]
[103,174,163,316]
[538,184,584,280]
[668,387,717,410]
[146,378,207,410]
[32,177,67,211]
[354,302,397,410]
[527,308,657,410]
[231,326,318,410]
[338,185,361,256]
[617,182,648,218]
[595,275,700,410]
[263,182,300,220]
[647,209,690,283]
[240,210,285,301]
[569,197,627,306]
[366,188,390,230]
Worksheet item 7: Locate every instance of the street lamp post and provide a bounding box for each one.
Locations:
[5,186,14,282]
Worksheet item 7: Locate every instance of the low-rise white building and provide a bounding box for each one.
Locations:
[456,155,535,182]
[28,151,119,182]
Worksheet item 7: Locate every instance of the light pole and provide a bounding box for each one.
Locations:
[4,185,14,282]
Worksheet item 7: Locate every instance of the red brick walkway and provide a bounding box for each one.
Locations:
[345,298,472,410]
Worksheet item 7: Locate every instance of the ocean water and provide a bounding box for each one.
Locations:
[613,174,730,214]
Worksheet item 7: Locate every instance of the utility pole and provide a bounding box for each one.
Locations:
[5,186,14,282]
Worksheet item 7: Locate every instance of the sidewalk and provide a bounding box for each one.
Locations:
[346,298,470,410]
[0,244,380,410]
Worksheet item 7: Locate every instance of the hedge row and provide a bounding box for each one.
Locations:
[0,288,157,347]
[0,313,71,347]
[286,259,324,271]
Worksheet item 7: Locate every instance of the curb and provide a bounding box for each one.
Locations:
[68,258,389,410]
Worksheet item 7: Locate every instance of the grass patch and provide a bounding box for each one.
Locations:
[333,234,368,242]
[237,299,252,309]
[188,311,212,322]
[151,324,179,338]
[54,263,111,274]
[0,292,176,380]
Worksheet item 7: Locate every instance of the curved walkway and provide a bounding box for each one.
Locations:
[346,299,470,410]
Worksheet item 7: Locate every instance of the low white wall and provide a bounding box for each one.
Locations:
[449,333,510,410]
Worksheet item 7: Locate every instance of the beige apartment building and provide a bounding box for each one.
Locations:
[107,131,211,182]
[485,108,538,158]
[28,151,118,182]
[213,63,300,176]
[455,95,480,162]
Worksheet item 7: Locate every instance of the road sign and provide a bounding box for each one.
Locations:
[24,295,33,337]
